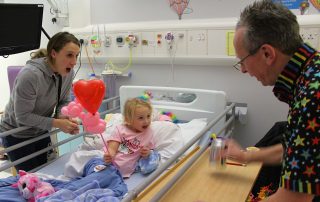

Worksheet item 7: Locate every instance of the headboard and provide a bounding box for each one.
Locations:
[119,86,226,122]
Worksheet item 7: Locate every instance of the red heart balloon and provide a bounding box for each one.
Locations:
[73,79,106,114]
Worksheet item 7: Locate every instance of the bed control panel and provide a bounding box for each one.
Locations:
[119,86,227,122]
[175,93,196,103]
[152,92,196,103]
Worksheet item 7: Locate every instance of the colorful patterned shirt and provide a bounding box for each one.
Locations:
[273,43,320,196]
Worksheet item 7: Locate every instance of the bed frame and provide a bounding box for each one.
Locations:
[0,96,120,173]
[0,85,239,201]
[119,86,236,201]
[119,85,227,121]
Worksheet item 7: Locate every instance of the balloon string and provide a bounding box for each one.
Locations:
[99,133,109,152]
[99,133,118,169]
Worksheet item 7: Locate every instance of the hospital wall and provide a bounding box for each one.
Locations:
[70,0,295,147]
[1,0,319,147]
[0,0,65,110]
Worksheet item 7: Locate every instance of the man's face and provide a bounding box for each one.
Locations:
[233,27,275,86]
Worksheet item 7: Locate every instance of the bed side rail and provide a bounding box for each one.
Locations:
[122,102,236,202]
[0,96,120,173]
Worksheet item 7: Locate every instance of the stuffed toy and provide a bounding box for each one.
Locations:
[12,170,55,202]
[159,111,178,123]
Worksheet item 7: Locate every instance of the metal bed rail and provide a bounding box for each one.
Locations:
[0,96,120,173]
[122,102,236,202]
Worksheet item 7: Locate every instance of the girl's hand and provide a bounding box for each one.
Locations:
[140,147,151,158]
[103,152,113,163]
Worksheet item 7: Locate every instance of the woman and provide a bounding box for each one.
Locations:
[0,32,80,171]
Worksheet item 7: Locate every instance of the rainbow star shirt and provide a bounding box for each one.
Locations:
[273,43,320,196]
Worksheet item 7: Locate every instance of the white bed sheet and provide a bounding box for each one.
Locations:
[36,117,208,191]
[36,85,227,194]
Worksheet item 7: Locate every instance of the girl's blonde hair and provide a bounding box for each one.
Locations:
[123,98,152,125]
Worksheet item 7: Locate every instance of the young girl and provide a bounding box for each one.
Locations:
[103,97,158,178]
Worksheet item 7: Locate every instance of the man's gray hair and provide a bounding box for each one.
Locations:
[236,0,302,55]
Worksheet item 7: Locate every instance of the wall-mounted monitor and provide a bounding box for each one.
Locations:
[0,3,44,56]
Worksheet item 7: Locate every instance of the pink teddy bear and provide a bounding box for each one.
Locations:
[12,170,55,202]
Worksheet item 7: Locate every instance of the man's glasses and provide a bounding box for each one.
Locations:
[233,46,261,71]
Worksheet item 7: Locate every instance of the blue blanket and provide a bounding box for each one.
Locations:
[0,158,127,202]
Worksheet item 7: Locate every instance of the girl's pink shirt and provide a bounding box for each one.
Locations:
[107,124,155,177]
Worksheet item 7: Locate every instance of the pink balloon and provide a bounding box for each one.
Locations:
[82,113,100,127]
[68,105,82,118]
[79,112,86,120]
[68,101,77,108]
[61,106,69,116]
[86,119,106,134]
[61,99,107,135]
[76,103,83,110]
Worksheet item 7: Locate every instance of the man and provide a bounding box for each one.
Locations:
[226,0,320,201]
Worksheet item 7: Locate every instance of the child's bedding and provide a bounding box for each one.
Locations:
[0,158,127,202]
[0,85,227,201]
[0,115,208,201]
[85,113,207,162]
[40,115,206,178]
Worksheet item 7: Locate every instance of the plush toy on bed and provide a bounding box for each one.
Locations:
[159,111,178,123]
[12,170,55,202]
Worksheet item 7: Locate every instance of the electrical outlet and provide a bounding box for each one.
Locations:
[83,39,89,46]
[77,35,89,46]
[104,35,112,47]
[188,30,207,55]
[300,27,320,48]
[141,32,155,56]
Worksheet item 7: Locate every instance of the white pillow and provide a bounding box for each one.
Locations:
[177,118,207,153]
[84,114,186,163]
[83,115,206,164]
[151,121,184,163]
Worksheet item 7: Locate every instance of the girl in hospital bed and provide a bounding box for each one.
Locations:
[103,97,160,178]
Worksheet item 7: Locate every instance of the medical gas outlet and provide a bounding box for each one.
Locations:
[165,32,174,44]
[126,34,139,47]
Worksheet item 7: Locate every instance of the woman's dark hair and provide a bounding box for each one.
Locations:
[47,32,80,63]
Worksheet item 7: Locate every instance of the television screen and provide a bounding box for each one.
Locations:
[0,3,44,56]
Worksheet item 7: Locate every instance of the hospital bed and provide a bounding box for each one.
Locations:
[0,85,255,201]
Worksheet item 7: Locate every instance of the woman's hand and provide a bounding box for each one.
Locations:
[140,147,151,158]
[52,118,79,134]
